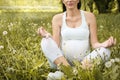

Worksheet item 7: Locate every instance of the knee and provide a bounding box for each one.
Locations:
[96,47,111,61]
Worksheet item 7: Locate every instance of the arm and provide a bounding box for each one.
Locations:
[37,14,70,66]
[52,14,62,47]
[37,14,62,47]
[52,14,70,66]
[87,12,116,49]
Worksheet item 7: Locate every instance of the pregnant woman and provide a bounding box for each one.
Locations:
[37,0,116,79]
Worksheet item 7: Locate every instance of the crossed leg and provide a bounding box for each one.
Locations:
[41,37,111,68]
[38,27,69,68]
[38,27,111,69]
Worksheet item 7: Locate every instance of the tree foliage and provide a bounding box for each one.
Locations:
[0,0,119,13]
[62,0,120,13]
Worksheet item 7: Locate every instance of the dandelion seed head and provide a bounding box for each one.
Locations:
[105,61,112,68]
[110,59,115,63]
[0,45,4,49]
[3,31,8,35]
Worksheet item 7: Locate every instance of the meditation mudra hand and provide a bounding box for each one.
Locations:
[37,27,51,38]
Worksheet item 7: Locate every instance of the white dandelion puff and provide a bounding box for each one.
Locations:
[105,61,112,68]
[47,71,64,80]
[110,59,115,63]
[0,45,4,50]
[3,31,8,35]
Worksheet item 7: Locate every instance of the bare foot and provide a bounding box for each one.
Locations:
[81,58,93,70]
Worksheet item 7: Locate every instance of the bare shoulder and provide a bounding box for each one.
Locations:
[83,11,96,20]
[52,13,63,20]
[82,11,96,26]
[52,13,63,27]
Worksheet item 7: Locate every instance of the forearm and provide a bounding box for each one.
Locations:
[92,42,105,49]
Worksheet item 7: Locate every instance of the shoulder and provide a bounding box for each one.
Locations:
[52,13,64,28]
[83,11,96,22]
[82,10,96,25]
[52,13,63,24]
[83,10,96,20]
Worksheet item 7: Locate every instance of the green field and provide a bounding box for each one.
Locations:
[0,12,120,80]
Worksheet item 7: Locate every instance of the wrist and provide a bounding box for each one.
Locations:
[93,42,104,49]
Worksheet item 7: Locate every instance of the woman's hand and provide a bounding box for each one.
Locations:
[37,27,51,38]
[101,36,116,48]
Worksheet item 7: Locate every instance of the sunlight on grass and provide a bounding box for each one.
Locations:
[0,0,62,12]
[0,12,120,80]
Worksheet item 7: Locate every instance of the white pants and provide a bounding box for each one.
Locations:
[40,38,111,68]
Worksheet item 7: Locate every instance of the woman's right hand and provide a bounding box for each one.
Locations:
[37,27,51,38]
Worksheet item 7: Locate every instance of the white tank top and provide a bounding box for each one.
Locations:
[61,10,90,62]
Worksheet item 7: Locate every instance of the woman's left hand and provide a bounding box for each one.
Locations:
[101,36,116,48]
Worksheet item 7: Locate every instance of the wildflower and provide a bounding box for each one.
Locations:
[47,71,64,80]
[110,59,115,63]
[0,45,4,50]
[105,61,112,68]
[73,67,78,75]
[115,58,120,62]
[10,22,13,26]
[13,49,16,54]
[3,31,8,35]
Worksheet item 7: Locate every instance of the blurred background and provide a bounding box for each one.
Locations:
[0,0,120,13]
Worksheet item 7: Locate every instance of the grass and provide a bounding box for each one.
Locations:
[0,12,120,80]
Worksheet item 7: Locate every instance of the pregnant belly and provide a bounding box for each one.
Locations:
[61,40,90,61]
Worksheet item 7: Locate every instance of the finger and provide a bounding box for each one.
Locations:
[110,38,114,46]
[46,33,51,38]
[108,39,112,47]
[109,37,113,46]
[110,36,113,41]
[37,28,40,35]
[37,27,44,36]
[113,38,116,45]
[110,37,117,46]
